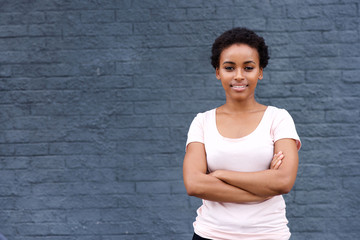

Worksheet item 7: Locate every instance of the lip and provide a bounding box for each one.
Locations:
[230,83,248,92]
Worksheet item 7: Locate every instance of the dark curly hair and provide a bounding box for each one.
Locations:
[211,27,270,69]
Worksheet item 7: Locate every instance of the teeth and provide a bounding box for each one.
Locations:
[232,85,246,88]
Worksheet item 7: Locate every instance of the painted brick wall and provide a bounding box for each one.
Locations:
[0,0,359,239]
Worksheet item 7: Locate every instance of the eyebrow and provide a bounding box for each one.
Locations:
[222,61,235,65]
[222,60,256,65]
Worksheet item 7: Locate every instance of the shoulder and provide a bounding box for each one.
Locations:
[267,106,301,150]
[192,108,216,122]
[267,106,293,120]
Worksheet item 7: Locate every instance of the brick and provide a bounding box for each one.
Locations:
[233,18,267,31]
[136,181,171,194]
[270,45,306,58]
[289,217,328,232]
[338,43,360,57]
[134,153,183,168]
[186,8,218,21]
[151,8,187,21]
[325,110,359,123]
[63,22,132,36]
[169,20,230,35]
[168,0,203,8]
[322,4,358,17]
[80,10,116,23]
[131,0,168,8]
[116,60,188,75]
[12,63,80,77]
[302,17,334,31]
[170,100,222,113]
[117,165,182,181]
[304,44,339,57]
[106,127,170,141]
[289,31,324,44]
[294,56,360,70]
[116,9,152,22]
[0,65,11,77]
[0,25,27,37]
[185,59,214,74]
[49,141,112,155]
[287,4,322,18]
[45,11,81,23]
[323,30,359,43]
[28,0,132,11]
[65,154,132,169]
[28,24,62,37]
[334,17,360,30]
[13,143,48,156]
[0,157,30,169]
[0,0,29,12]
[297,123,358,137]
[262,32,290,45]
[133,22,168,35]
[305,70,341,83]
[267,19,302,31]
[0,12,46,25]
[134,101,171,114]
[342,70,360,83]
[151,113,195,128]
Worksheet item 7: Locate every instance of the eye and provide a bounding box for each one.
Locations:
[244,66,254,71]
[224,66,234,71]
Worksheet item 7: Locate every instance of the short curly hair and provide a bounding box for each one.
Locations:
[211,27,270,69]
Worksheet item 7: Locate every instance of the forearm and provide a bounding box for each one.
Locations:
[212,139,299,197]
[212,169,291,197]
[184,172,268,203]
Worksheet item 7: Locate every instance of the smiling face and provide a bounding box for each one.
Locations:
[216,43,263,102]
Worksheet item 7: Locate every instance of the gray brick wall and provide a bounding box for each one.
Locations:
[0,0,359,239]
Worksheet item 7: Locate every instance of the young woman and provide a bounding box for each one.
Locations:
[183,27,301,240]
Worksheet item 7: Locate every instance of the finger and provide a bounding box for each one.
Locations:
[271,159,280,169]
[272,152,283,163]
[271,153,284,169]
[271,153,280,165]
[271,155,278,168]
[274,160,282,169]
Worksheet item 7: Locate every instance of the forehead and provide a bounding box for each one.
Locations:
[220,44,260,63]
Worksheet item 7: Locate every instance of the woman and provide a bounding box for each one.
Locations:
[183,27,301,240]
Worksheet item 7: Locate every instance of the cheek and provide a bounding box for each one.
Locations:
[220,79,230,89]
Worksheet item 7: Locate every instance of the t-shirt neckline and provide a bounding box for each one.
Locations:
[213,106,271,141]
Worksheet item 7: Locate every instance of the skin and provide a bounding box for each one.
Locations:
[183,43,299,203]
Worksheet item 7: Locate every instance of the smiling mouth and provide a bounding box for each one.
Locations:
[230,84,248,89]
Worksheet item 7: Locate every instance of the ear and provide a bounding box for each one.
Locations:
[216,68,221,80]
[258,68,263,80]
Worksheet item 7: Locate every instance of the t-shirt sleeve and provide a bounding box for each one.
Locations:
[272,109,301,150]
[185,113,205,151]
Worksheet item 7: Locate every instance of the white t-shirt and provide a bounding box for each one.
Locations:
[186,106,301,240]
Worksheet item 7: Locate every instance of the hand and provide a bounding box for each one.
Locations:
[270,151,284,170]
[208,170,222,179]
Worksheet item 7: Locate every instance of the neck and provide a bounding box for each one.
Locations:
[221,98,263,113]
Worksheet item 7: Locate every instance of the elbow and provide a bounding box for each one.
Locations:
[185,186,198,197]
[184,182,203,197]
[183,176,204,197]
[275,176,295,195]
[278,186,292,195]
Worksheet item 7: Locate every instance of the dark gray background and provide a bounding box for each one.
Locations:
[0,0,359,239]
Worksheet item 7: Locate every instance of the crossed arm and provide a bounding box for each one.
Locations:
[183,138,299,203]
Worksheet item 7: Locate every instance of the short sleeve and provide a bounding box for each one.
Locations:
[185,113,205,151]
[271,109,301,150]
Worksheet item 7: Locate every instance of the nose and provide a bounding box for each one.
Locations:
[234,68,244,80]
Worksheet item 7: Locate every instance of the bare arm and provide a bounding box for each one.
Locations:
[210,139,299,197]
[183,142,269,203]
